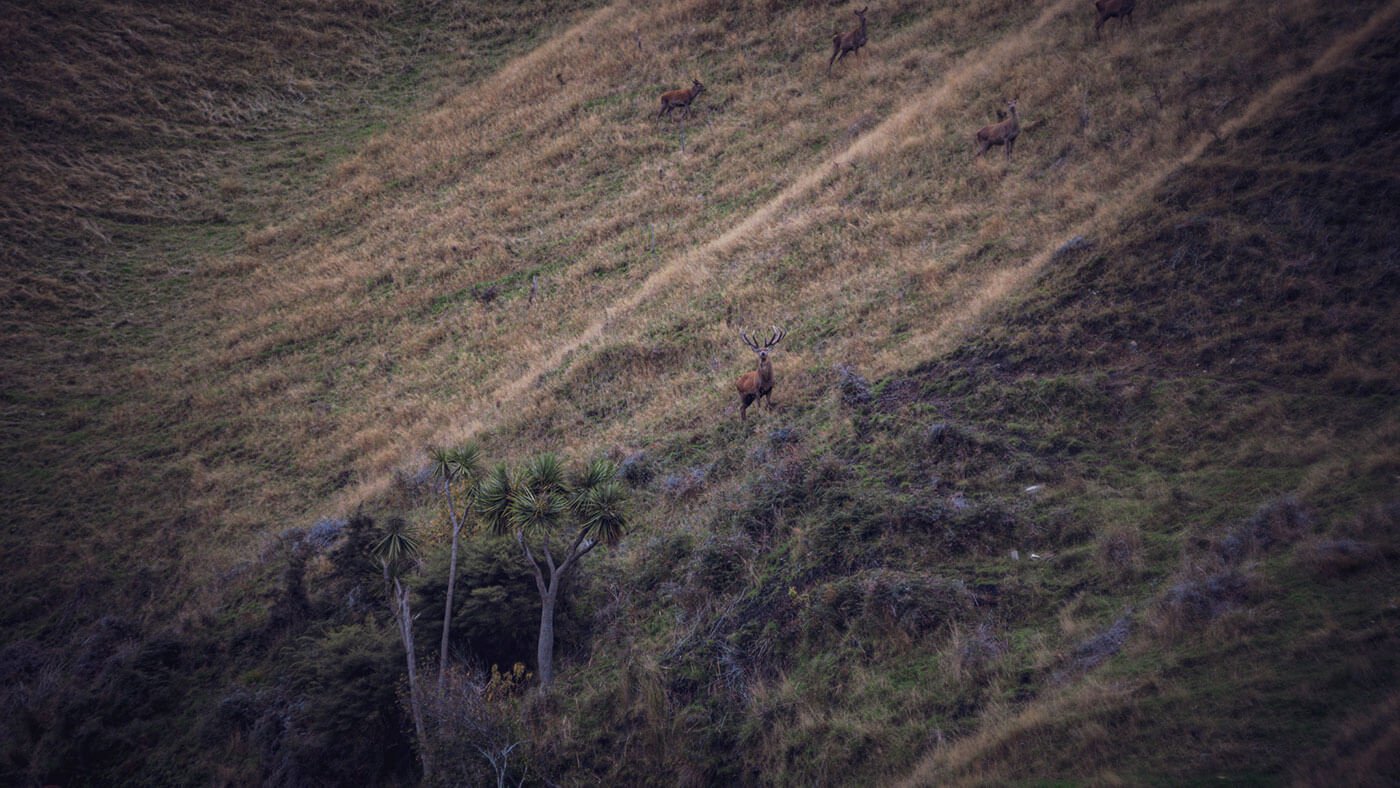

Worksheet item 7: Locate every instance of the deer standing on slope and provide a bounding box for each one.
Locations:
[736,326,786,421]
[1094,0,1136,39]
[975,99,1020,160]
[658,79,706,119]
[828,7,869,75]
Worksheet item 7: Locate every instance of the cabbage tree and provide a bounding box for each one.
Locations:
[476,454,627,689]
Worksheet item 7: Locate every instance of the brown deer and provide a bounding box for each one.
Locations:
[658,79,706,119]
[736,326,786,421]
[828,7,869,75]
[1094,0,1136,39]
[974,98,1020,160]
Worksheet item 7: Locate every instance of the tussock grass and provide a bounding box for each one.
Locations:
[7,0,1400,782]
[159,0,1391,566]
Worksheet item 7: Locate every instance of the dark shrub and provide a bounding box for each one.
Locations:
[412,536,555,672]
[662,466,708,498]
[619,451,654,486]
[1217,495,1312,563]
[277,622,414,786]
[1153,566,1255,635]
[801,570,975,645]
[689,533,754,595]
[836,365,872,409]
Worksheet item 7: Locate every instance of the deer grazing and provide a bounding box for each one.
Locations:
[658,79,706,119]
[1093,0,1136,39]
[736,326,786,421]
[828,6,869,75]
[974,98,1020,160]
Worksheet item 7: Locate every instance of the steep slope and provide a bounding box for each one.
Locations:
[0,1,607,783]
[4,0,1398,783]
[142,0,1389,560]
[512,5,1400,781]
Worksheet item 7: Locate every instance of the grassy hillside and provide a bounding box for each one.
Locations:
[4,0,1398,783]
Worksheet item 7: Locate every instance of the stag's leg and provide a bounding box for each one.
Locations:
[1005,137,1015,159]
[740,393,755,421]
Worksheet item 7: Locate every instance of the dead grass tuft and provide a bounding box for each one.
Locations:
[942,621,1008,685]
[1094,524,1144,584]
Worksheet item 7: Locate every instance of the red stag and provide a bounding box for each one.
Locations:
[828,6,869,75]
[1094,0,1136,39]
[974,98,1020,160]
[735,326,786,421]
[658,79,706,119]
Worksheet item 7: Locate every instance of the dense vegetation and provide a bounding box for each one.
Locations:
[3,0,1397,784]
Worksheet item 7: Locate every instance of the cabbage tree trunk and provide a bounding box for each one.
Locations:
[518,530,595,690]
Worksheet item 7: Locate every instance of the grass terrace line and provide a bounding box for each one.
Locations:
[882,0,1400,372]
[333,0,1086,513]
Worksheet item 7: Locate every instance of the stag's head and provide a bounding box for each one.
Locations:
[856,6,868,22]
[691,79,706,96]
[741,326,786,364]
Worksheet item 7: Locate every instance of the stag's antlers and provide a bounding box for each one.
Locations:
[740,325,786,351]
[736,326,786,421]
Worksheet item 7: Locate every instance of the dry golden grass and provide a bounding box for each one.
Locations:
[8,0,1400,771]
[4,0,1395,781]
[112,0,1392,598]
[893,676,1150,787]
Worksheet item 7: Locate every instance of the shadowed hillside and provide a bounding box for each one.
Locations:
[3,0,1398,783]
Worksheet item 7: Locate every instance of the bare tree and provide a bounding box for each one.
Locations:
[421,664,532,787]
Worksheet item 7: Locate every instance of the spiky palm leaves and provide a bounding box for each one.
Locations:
[472,454,629,688]
[477,462,516,538]
[479,455,626,546]
[373,516,421,577]
[373,516,429,768]
[573,460,626,547]
[430,442,484,691]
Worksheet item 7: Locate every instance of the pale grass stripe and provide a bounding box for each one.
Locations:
[889,3,1400,781]
[326,0,1089,511]
[881,0,1400,373]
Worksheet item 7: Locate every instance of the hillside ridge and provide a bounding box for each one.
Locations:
[892,0,1400,367]
[335,0,1099,512]
[6,0,1398,782]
